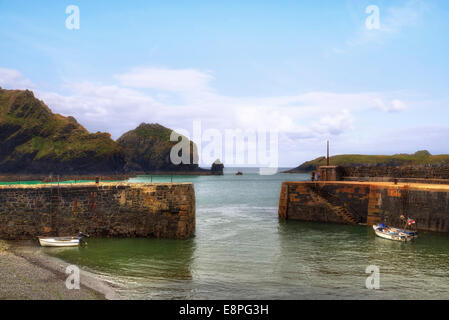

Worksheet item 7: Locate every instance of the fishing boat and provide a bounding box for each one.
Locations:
[397,216,418,238]
[38,236,79,247]
[388,227,418,239]
[372,224,413,242]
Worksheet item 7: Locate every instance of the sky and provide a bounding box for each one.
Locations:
[0,0,448,167]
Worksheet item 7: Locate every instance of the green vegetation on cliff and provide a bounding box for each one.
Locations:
[0,88,217,175]
[0,88,125,174]
[287,150,449,172]
[117,123,202,172]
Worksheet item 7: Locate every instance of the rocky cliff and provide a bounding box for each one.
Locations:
[0,88,222,176]
[0,88,125,174]
[117,123,204,173]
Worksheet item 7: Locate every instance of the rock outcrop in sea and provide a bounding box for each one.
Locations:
[211,159,224,175]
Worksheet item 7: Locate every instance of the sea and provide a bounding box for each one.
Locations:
[13,168,449,299]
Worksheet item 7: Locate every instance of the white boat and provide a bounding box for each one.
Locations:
[38,236,79,247]
[372,224,413,242]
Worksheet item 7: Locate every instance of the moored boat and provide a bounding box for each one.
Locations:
[372,224,413,242]
[395,216,418,239]
[38,236,79,247]
[388,226,418,239]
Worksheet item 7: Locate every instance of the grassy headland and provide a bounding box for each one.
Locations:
[0,88,125,174]
[0,88,218,176]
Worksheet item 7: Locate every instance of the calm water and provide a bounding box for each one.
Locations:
[41,168,449,299]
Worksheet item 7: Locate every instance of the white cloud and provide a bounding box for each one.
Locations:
[115,67,214,94]
[0,67,34,89]
[37,82,163,138]
[39,71,409,155]
[373,98,408,112]
[1,66,414,166]
[341,0,429,49]
[311,109,354,135]
[380,0,427,34]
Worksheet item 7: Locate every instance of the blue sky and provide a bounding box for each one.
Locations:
[1,0,448,167]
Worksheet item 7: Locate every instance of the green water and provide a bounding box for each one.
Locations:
[38,169,449,299]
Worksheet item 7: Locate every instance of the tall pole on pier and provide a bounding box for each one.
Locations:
[327,140,330,166]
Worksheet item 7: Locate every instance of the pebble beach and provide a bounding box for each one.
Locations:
[0,240,116,300]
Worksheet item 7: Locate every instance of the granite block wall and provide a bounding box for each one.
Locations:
[0,182,195,240]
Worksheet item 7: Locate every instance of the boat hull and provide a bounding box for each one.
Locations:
[373,225,412,242]
[388,227,418,239]
[38,237,79,247]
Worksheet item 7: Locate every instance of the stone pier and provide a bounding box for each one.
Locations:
[0,182,195,240]
[279,181,449,233]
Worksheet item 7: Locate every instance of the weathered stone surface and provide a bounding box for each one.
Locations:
[0,182,195,240]
[279,181,449,233]
[340,165,449,180]
[279,182,369,225]
[0,174,134,183]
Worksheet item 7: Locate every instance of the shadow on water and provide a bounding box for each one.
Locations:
[47,238,196,286]
[277,220,449,299]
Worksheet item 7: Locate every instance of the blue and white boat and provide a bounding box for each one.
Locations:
[373,224,413,242]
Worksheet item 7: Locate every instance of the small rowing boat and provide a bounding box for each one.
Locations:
[372,224,413,242]
[38,236,79,247]
[38,232,89,247]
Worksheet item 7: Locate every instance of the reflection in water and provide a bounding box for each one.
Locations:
[278,220,449,299]
[50,238,196,299]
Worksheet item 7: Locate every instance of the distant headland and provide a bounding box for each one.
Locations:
[0,88,222,178]
[284,150,449,173]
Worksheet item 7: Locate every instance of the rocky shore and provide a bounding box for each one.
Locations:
[0,241,119,300]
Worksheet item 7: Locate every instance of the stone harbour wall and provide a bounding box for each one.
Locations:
[0,182,195,240]
[340,165,449,180]
[279,182,370,225]
[279,181,449,233]
[342,176,449,185]
[0,174,133,183]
